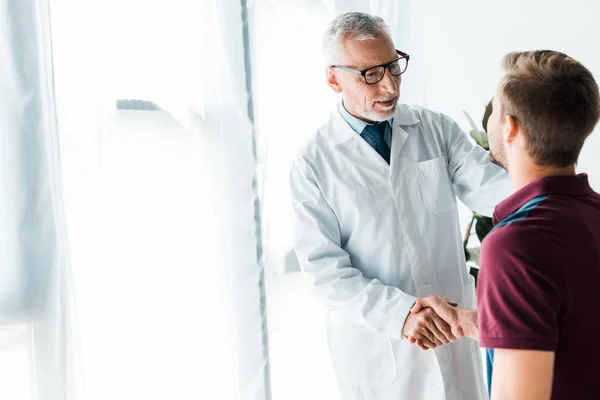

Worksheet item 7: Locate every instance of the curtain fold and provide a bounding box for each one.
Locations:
[198,0,271,397]
[1,0,82,399]
[0,0,59,326]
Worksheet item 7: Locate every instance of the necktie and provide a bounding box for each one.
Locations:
[362,122,390,164]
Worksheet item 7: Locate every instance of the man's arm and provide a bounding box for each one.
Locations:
[491,349,555,400]
[478,228,561,399]
[290,160,454,342]
[442,115,511,216]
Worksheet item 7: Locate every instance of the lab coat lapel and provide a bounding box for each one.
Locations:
[390,105,420,164]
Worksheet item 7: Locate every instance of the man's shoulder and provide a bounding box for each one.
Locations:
[395,104,464,147]
[480,216,557,285]
[487,194,579,247]
[395,104,455,126]
[483,219,543,253]
[291,119,334,171]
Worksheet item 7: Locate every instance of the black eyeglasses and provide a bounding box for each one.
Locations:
[331,50,410,85]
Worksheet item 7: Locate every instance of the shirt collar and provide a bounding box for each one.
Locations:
[338,101,392,134]
[327,102,420,145]
[493,173,593,223]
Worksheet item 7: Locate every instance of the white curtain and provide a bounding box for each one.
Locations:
[0,0,80,399]
[1,0,269,399]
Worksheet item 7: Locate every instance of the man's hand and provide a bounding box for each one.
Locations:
[409,295,479,345]
[402,305,457,350]
[412,296,463,337]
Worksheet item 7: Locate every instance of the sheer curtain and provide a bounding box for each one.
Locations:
[54,0,270,398]
[1,0,269,399]
[0,0,80,399]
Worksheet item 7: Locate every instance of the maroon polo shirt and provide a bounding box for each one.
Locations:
[478,173,600,400]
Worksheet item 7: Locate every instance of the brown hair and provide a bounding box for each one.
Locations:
[499,50,600,167]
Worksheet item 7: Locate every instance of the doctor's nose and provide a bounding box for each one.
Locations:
[378,69,399,94]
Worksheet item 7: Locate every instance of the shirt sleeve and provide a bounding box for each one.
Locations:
[441,114,512,217]
[477,226,563,351]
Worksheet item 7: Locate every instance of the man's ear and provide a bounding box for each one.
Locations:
[503,114,519,145]
[326,67,343,93]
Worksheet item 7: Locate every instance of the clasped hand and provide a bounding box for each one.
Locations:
[402,296,463,350]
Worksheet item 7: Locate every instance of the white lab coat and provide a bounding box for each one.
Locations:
[289,104,510,400]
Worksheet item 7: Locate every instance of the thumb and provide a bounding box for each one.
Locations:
[411,299,424,313]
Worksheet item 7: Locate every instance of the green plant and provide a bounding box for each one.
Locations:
[462,100,494,284]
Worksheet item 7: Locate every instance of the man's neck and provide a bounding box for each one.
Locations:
[509,160,576,192]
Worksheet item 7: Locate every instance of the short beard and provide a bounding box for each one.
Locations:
[488,150,506,170]
[363,104,397,122]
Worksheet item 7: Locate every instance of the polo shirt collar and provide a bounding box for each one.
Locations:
[493,173,593,224]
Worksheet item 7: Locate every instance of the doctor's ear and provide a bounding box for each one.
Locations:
[326,67,343,93]
[503,114,519,144]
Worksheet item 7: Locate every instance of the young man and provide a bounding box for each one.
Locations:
[410,50,600,400]
[289,11,509,400]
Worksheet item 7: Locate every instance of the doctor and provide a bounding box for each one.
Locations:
[289,11,509,400]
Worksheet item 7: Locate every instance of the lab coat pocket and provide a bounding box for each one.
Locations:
[330,321,398,386]
[416,157,455,214]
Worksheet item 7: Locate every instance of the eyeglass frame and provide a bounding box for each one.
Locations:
[330,50,410,85]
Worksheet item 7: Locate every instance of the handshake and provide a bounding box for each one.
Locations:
[401,295,479,350]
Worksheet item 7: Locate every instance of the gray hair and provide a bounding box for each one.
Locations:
[323,12,391,65]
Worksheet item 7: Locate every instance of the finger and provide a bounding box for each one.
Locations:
[411,300,424,313]
[419,312,447,345]
[417,326,440,347]
[416,339,429,351]
[417,335,437,349]
[431,313,457,342]
[426,322,448,346]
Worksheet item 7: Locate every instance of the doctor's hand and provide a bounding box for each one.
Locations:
[401,303,457,350]
[408,295,479,346]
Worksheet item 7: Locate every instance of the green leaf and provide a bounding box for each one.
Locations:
[469,129,483,147]
[480,131,489,149]
[482,99,493,132]
[462,110,479,132]
[469,129,489,150]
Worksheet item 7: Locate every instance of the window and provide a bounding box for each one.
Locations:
[111,0,204,116]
